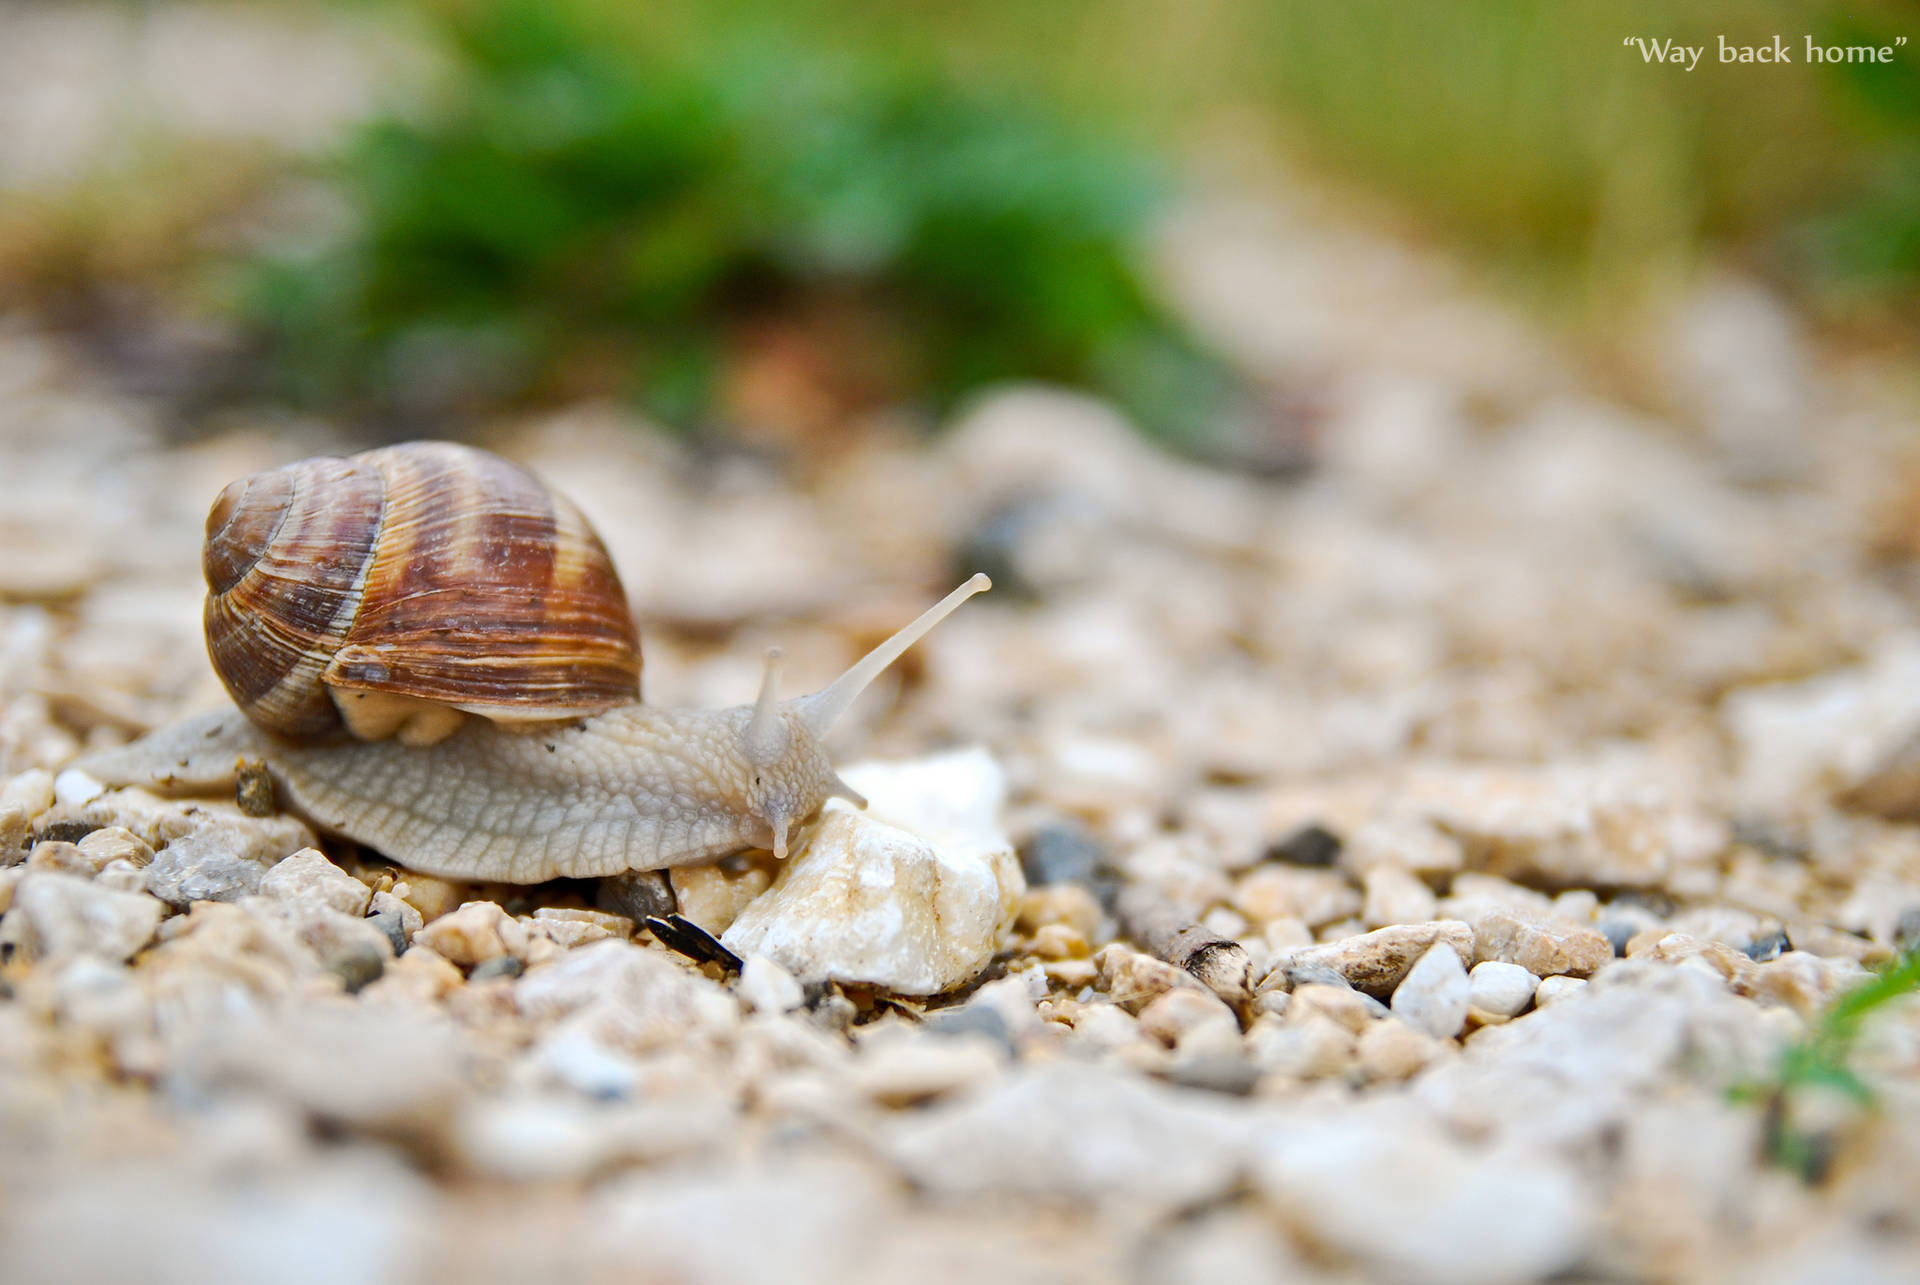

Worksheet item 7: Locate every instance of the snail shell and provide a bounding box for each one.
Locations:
[203,442,641,743]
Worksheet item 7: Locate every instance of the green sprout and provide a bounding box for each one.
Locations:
[1735,946,1920,1184]
[235,0,1233,444]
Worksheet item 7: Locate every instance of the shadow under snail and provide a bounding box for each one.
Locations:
[77,441,991,884]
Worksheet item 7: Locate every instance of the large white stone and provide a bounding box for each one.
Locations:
[721,749,1023,996]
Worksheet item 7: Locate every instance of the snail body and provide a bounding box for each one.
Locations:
[79,442,990,883]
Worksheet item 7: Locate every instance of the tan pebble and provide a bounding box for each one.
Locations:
[1201,905,1250,940]
[0,866,21,914]
[1745,950,1868,1016]
[1016,884,1103,939]
[259,849,371,918]
[395,874,467,922]
[1356,1017,1445,1082]
[414,900,526,966]
[1264,917,1313,950]
[361,947,464,1005]
[1464,1005,1511,1029]
[0,770,56,818]
[1247,1011,1355,1080]
[96,859,147,893]
[671,861,772,935]
[0,805,26,864]
[1459,902,1611,978]
[1031,922,1090,960]
[1095,944,1206,1013]
[1316,918,1366,943]
[1362,866,1437,929]
[24,840,93,877]
[1265,920,1475,999]
[1288,983,1383,1036]
[1041,958,1099,988]
[77,826,153,870]
[1233,866,1361,928]
[1068,1002,1143,1051]
[1550,889,1599,922]
[848,1037,1003,1106]
[1342,814,1465,877]
[1138,987,1240,1050]
[530,907,634,949]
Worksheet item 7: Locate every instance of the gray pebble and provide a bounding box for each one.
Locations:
[470,956,523,982]
[1263,823,1341,868]
[596,869,676,923]
[328,943,385,994]
[1597,920,1637,957]
[367,909,410,957]
[1744,928,1790,962]
[1017,822,1107,888]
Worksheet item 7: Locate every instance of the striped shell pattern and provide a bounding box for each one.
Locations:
[203,442,642,740]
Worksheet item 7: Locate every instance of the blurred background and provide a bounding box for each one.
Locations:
[0,0,1915,459]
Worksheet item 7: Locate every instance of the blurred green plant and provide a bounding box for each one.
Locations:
[1733,946,1920,1184]
[238,0,1232,441]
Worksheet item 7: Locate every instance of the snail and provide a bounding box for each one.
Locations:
[76,441,991,884]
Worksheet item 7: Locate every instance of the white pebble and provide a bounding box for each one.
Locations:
[0,769,55,817]
[1468,961,1539,1018]
[737,954,805,1014]
[52,768,106,809]
[1390,942,1470,1039]
[722,750,1023,996]
[1533,975,1588,1007]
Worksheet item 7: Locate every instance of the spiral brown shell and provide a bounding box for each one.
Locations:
[203,441,642,740]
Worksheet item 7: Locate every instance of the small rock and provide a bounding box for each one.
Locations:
[24,839,93,877]
[1743,928,1790,962]
[143,813,313,910]
[1356,1016,1448,1082]
[1016,884,1105,940]
[0,871,164,962]
[1533,975,1587,1007]
[1288,983,1389,1033]
[1233,865,1361,927]
[0,769,56,818]
[849,1035,1003,1106]
[1018,821,1111,887]
[1264,920,1474,999]
[414,900,527,967]
[1137,987,1241,1053]
[76,826,153,871]
[529,907,633,950]
[1458,901,1612,978]
[179,1005,467,1132]
[0,805,26,866]
[1391,943,1471,1039]
[595,869,677,923]
[1097,944,1210,1013]
[737,954,805,1014]
[52,768,106,809]
[1263,822,1342,867]
[1246,1011,1355,1079]
[368,891,421,950]
[516,939,739,1054]
[393,873,467,922]
[259,849,370,919]
[1341,814,1464,877]
[1362,865,1437,928]
[669,860,771,936]
[1468,961,1538,1018]
[884,1061,1244,1210]
[721,751,1022,996]
[1253,1112,1590,1283]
